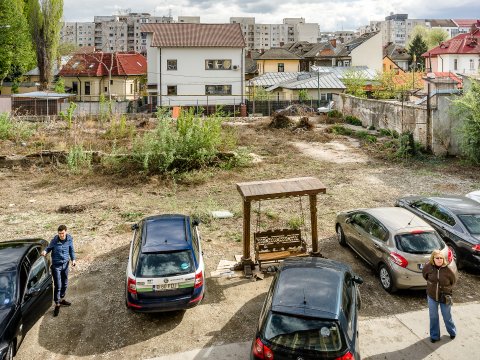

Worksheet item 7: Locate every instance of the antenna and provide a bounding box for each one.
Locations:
[407,213,416,226]
[303,289,307,305]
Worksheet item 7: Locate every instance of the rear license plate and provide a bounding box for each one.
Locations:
[155,283,178,291]
[418,263,424,270]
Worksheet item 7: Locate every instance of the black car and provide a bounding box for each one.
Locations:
[125,214,205,312]
[251,257,363,360]
[396,195,480,269]
[0,239,53,360]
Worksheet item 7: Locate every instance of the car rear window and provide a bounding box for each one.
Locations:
[395,232,444,254]
[458,214,480,235]
[262,313,343,352]
[136,250,194,278]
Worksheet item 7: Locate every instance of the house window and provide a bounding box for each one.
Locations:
[167,85,177,95]
[130,84,133,94]
[278,63,284,72]
[72,81,78,94]
[320,93,327,101]
[470,59,474,70]
[110,80,113,85]
[85,82,91,95]
[167,60,177,70]
[205,59,232,70]
[454,59,458,70]
[205,85,232,95]
[104,87,107,92]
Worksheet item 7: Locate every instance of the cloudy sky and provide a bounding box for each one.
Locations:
[63,0,478,32]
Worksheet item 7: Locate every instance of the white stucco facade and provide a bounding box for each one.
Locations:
[350,32,383,73]
[429,54,480,75]
[146,34,244,106]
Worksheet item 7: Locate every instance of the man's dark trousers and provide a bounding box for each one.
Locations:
[51,262,69,304]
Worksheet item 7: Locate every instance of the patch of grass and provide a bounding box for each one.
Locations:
[0,113,34,141]
[175,170,213,185]
[327,109,343,118]
[356,130,377,143]
[330,125,353,136]
[287,216,304,230]
[67,144,93,173]
[0,113,13,139]
[379,128,399,138]
[120,211,144,222]
[344,115,362,126]
[104,115,136,140]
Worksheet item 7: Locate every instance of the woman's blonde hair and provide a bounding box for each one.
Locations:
[429,249,448,266]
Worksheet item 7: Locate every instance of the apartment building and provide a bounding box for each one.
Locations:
[230,17,320,51]
[61,13,174,55]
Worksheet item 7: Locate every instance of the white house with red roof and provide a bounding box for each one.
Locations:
[423,21,480,75]
[141,23,245,107]
[58,51,147,101]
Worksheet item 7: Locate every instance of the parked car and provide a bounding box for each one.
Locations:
[251,257,363,360]
[0,239,53,360]
[336,207,456,292]
[125,214,205,312]
[395,195,480,269]
[274,104,316,116]
[317,100,334,114]
[466,190,480,204]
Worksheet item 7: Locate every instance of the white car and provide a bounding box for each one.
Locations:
[466,191,480,204]
[317,100,334,114]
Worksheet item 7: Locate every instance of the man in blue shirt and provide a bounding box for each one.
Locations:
[42,224,76,317]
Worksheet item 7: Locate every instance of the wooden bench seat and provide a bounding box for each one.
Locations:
[254,228,307,268]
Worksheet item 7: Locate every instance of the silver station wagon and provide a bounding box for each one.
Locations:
[335,207,457,292]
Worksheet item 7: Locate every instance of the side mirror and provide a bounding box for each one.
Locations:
[192,219,200,227]
[353,275,364,285]
[131,223,139,231]
[345,217,352,224]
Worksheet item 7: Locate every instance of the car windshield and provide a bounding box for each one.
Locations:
[0,271,16,307]
[136,250,194,278]
[395,232,444,254]
[262,313,343,352]
[458,214,480,235]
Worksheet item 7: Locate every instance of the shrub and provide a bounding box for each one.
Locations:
[105,115,136,140]
[379,128,399,138]
[344,115,362,126]
[0,113,13,140]
[59,102,77,129]
[327,109,343,118]
[0,113,34,141]
[356,130,377,143]
[67,145,93,173]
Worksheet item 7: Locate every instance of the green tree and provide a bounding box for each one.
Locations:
[452,81,480,164]
[57,42,78,57]
[428,28,449,47]
[26,0,63,90]
[54,76,65,93]
[343,70,367,98]
[0,0,35,87]
[298,89,310,101]
[407,34,428,71]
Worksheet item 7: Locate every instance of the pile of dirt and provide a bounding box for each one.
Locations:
[269,113,294,129]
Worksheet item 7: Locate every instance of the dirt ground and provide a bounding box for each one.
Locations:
[2,117,480,359]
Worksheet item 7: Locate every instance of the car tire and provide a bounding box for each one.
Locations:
[336,225,347,246]
[6,341,14,360]
[447,242,463,270]
[379,264,396,293]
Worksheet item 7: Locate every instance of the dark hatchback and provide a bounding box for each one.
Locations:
[125,214,205,312]
[251,257,363,360]
[0,239,53,360]
[396,195,480,269]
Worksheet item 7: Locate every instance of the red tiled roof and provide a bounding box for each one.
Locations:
[422,26,480,57]
[141,23,245,48]
[432,72,463,88]
[59,52,147,77]
[452,19,479,28]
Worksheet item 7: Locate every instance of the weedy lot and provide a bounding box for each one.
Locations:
[1,117,480,359]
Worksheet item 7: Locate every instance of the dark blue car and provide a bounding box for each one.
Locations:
[251,257,363,360]
[0,239,53,360]
[125,214,205,312]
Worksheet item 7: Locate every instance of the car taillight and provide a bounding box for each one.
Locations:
[194,270,203,289]
[127,277,137,294]
[472,244,480,252]
[390,252,408,268]
[447,247,454,263]
[252,338,273,360]
[336,351,354,360]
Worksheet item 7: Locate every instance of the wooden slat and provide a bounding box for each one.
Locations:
[237,177,326,201]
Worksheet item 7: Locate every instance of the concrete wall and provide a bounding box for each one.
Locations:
[351,32,383,73]
[336,93,461,156]
[0,96,11,113]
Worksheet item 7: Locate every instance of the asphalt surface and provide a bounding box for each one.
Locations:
[147,302,480,360]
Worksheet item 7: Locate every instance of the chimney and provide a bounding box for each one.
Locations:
[329,39,337,48]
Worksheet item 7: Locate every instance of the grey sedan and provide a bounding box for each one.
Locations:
[336,207,456,292]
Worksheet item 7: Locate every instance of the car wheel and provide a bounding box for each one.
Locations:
[379,264,396,293]
[6,341,14,360]
[447,243,463,270]
[336,225,347,246]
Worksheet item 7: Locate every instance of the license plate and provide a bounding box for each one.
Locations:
[418,263,424,270]
[155,283,178,291]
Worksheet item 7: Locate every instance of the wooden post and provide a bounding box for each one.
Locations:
[242,199,251,261]
[309,194,319,255]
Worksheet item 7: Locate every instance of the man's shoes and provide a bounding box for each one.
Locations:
[450,335,456,340]
[430,338,439,343]
[60,299,71,306]
[54,305,60,317]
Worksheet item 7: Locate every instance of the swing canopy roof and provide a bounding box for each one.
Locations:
[237,177,326,201]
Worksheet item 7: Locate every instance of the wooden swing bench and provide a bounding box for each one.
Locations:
[254,228,307,269]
